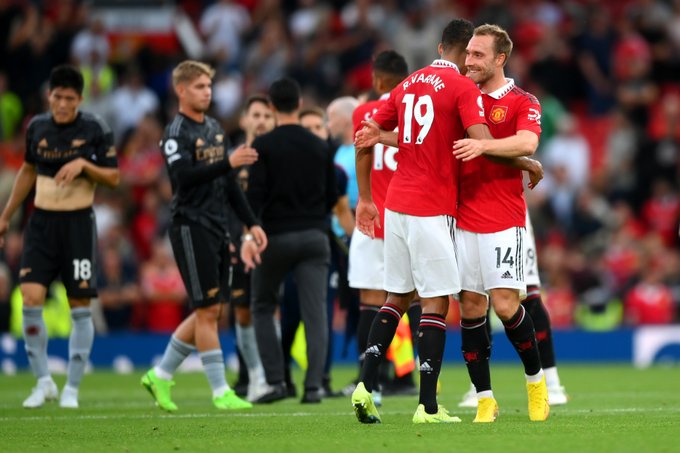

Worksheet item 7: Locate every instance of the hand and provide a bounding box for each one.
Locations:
[240,240,261,272]
[526,159,544,190]
[0,217,8,248]
[54,158,86,186]
[354,121,380,148]
[229,144,258,167]
[249,225,268,253]
[355,197,380,239]
[453,139,486,161]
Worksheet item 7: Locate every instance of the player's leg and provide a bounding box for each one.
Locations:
[406,213,461,423]
[58,209,99,409]
[233,277,268,402]
[293,229,331,403]
[348,228,386,399]
[19,210,60,408]
[482,226,548,421]
[20,283,59,408]
[523,215,567,404]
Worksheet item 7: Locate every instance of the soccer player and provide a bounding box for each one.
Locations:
[230,95,275,402]
[351,19,491,424]
[0,65,120,409]
[452,24,550,422]
[348,50,412,403]
[141,60,266,412]
[458,211,569,407]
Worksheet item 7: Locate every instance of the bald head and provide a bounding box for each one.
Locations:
[327,96,359,144]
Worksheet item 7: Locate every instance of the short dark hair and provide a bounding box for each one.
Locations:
[268,77,301,113]
[244,94,270,112]
[49,65,84,95]
[373,50,408,79]
[440,18,474,53]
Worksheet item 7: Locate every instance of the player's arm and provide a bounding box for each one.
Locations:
[0,162,37,247]
[485,155,544,189]
[355,120,398,149]
[453,129,538,161]
[226,173,267,251]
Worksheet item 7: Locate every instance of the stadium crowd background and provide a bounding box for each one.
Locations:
[1,0,680,335]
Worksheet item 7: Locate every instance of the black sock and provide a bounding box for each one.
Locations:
[461,316,491,392]
[522,286,556,368]
[418,313,447,414]
[357,304,380,364]
[503,305,541,376]
[359,303,403,392]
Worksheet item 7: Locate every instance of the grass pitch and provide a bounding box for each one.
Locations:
[1,364,678,453]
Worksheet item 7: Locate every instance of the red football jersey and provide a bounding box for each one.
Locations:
[353,94,397,239]
[458,79,542,233]
[372,60,486,217]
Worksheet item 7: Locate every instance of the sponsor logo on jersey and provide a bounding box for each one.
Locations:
[501,270,513,279]
[38,138,48,148]
[215,134,224,143]
[79,280,89,289]
[490,105,508,124]
[196,138,205,148]
[72,139,87,147]
[19,268,32,278]
[207,287,220,298]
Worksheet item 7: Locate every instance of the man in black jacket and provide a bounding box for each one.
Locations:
[243,77,338,404]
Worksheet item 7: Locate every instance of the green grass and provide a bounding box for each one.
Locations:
[1,364,679,453]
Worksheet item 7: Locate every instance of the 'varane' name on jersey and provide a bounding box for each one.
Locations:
[401,72,446,92]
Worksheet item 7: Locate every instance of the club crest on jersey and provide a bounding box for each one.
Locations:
[489,105,507,124]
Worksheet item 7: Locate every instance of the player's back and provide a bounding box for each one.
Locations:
[372,60,485,218]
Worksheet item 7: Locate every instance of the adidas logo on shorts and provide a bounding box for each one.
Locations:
[501,271,513,279]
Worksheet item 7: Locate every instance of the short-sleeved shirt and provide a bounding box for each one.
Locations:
[25,111,117,176]
[352,93,396,239]
[161,113,237,236]
[371,59,486,218]
[458,79,542,233]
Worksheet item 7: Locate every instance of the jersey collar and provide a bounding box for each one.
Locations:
[485,78,515,99]
[430,59,460,73]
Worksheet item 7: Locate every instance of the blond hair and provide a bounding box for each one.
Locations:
[474,24,513,66]
[172,60,215,87]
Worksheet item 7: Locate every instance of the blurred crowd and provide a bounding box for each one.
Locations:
[1,0,680,334]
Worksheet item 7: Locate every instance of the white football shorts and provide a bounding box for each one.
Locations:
[348,227,385,290]
[384,209,460,298]
[456,226,526,299]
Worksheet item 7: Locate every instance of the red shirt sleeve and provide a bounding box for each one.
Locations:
[516,96,542,137]
[456,78,487,130]
[372,89,399,131]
